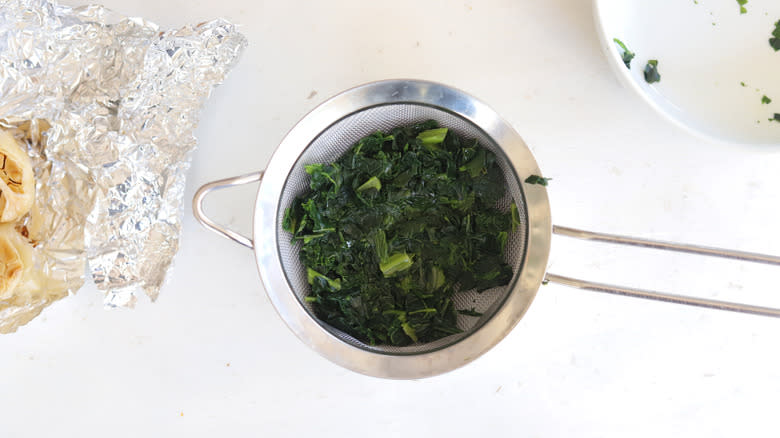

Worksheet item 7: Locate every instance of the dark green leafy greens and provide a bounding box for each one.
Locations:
[524,175,551,186]
[771,20,780,51]
[613,38,635,69]
[762,95,772,104]
[283,121,517,346]
[737,0,747,14]
[644,60,661,83]
[771,113,780,122]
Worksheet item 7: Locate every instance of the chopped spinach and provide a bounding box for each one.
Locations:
[737,0,747,14]
[524,175,551,186]
[771,20,780,51]
[762,95,772,104]
[283,121,516,346]
[613,38,635,69]
[772,113,780,122]
[644,60,661,83]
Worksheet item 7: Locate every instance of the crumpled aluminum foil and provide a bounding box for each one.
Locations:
[0,0,246,331]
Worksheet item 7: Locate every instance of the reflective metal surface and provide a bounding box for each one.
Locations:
[546,273,780,318]
[193,172,261,250]
[547,225,780,317]
[553,225,780,266]
[1,0,246,325]
[251,80,551,378]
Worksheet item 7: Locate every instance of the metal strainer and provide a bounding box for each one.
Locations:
[193,79,780,379]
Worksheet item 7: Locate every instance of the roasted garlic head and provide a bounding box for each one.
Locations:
[0,222,33,301]
[0,129,34,223]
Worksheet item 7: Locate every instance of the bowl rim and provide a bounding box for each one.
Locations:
[592,0,777,147]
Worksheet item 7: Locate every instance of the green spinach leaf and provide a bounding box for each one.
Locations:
[613,38,635,69]
[524,175,551,186]
[644,60,661,83]
[737,0,747,14]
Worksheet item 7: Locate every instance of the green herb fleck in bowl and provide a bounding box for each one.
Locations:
[770,20,780,51]
[613,38,635,69]
[644,59,661,83]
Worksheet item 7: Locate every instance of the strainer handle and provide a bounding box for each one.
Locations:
[553,225,780,265]
[192,171,263,250]
[544,273,780,318]
[546,225,780,318]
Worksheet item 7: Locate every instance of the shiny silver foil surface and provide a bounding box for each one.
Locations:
[0,0,246,330]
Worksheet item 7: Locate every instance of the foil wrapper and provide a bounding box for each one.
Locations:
[0,0,246,331]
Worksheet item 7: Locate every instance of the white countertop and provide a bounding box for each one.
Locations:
[4,1,780,436]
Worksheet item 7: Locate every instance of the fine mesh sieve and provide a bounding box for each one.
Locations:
[276,103,529,355]
[194,79,780,379]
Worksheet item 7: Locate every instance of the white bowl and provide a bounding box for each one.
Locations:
[593,0,780,145]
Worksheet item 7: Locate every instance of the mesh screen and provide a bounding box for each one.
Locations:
[276,103,529,355]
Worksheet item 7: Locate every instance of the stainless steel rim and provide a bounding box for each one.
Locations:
[252,79,552,379]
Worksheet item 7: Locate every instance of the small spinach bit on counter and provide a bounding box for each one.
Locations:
[284,121,516,346]
[771,20,780,51]
[762,95,772,104]
[772,113,780,122]
[644,59,661,83]
[613,38,635,69]
[524,175,551,186]
[741,82,747,87]
[737,0,747,14]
